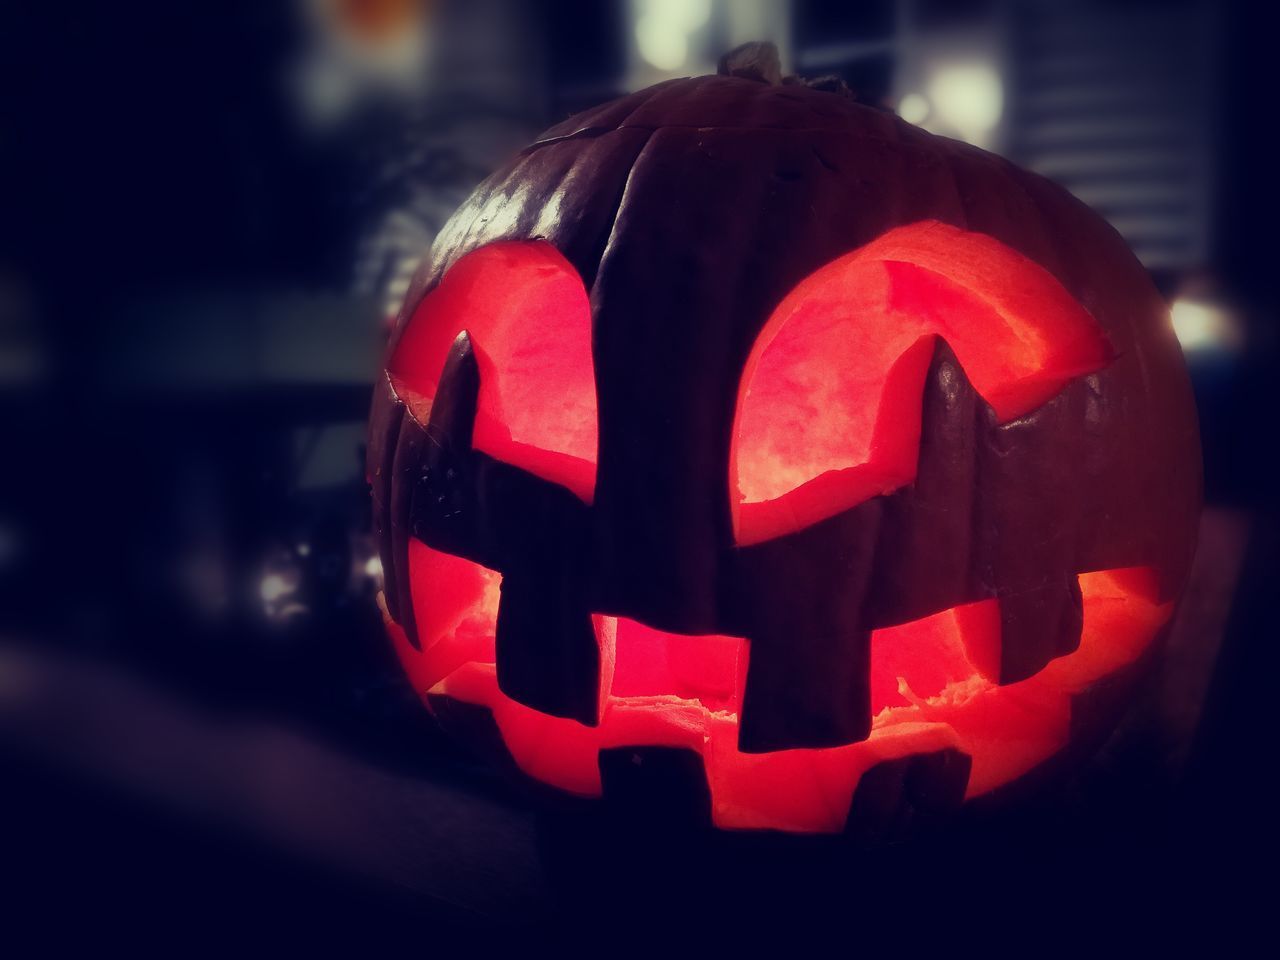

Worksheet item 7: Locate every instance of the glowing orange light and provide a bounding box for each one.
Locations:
[869,597,1001,711]
[731,220,1112,544]
[386,540,1169,834]
[388,241,598,502]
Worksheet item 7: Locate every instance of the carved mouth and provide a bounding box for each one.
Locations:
[379,530,1170,833]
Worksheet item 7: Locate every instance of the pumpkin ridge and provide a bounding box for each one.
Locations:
[583,129,658,307]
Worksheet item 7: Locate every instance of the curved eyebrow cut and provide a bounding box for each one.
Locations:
[730,220,1111,546]
[389,240,598,504]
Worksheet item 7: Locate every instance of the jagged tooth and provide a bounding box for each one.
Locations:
[998,575,1084,683]
[425,695,519,777]
[386,333,484,649]
[872,336,989,628]
[732,489,884,752]
[598,747,713,830]
[845,748,971,844]
[738,627,873,752]
[495,568,601,726]
[424,331,480,456]
[410,331,485,561]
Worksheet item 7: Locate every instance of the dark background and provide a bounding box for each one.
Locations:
[0,0,1274,946]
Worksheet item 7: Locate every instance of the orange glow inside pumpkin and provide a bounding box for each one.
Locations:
[388,241,598,503]
[731,220,1112,544]
[385,540,1170,834]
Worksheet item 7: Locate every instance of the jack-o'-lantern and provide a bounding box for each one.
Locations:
[367,58,1200,836]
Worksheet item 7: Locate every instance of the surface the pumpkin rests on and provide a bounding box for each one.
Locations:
[368,72,1200,835]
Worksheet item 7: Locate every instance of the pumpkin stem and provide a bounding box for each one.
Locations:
[787,73,854,99]
[717,41,782,85]
[718,40,855,101]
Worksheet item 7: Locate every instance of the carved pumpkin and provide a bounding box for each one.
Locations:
[368,69,1200,836]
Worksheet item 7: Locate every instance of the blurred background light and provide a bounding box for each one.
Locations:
[927,60,1003,146]
[630,0,715,75]
[260,572,293,605]
[1172,297,1241,352]
[897,91,930,125]
[634,12,689,71]
[293,0,437,128]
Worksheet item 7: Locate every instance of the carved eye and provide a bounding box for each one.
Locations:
[730,221,1111,545]
[389,241,598,502]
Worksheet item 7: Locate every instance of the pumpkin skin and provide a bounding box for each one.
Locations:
[368,74,1200,835]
